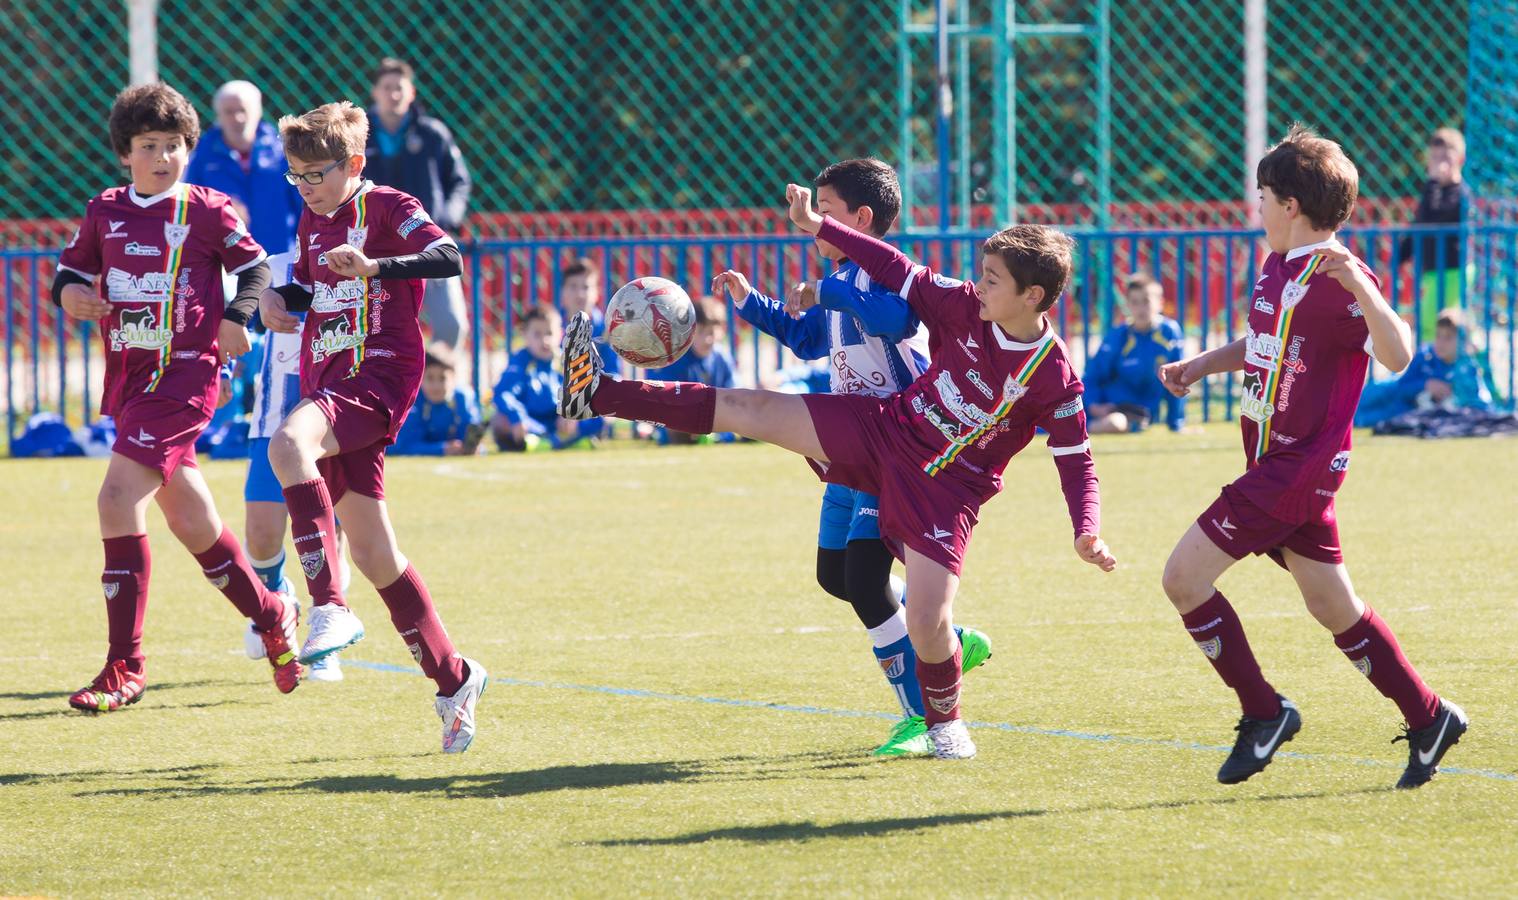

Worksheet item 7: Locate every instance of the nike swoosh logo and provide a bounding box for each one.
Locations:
[1418,715,1451,766]
[1254,715,1292,758]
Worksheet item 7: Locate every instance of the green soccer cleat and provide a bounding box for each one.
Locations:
[958,626,993,674]
[873,715,932,757]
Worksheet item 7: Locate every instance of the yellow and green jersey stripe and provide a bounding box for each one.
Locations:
[347,192,371,377]
[1253,253,1323,460]
[922,337,1054,476]
[146,184,190,392]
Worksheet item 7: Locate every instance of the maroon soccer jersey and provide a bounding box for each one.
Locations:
[58,183,266,416]
[1235,240,1379,523]
[291,182,452,426]
[814,218,1100,537]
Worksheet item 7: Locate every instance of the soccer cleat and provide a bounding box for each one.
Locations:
[927,719,977,760]
[435,658,487,754]
[1217,694,1301,784]
[873,715,932,757]
[245,590,300,659]
[957,626,992,674]
[300,603,365,664]
[257,592,303,693]
[306,652,344,683]
[1393,699,1468,789]
[68,659,146,714]
[558,311,603,420]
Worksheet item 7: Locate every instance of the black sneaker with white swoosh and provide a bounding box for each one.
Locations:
[1217,694,1301,784]
[1393,699,1468,789]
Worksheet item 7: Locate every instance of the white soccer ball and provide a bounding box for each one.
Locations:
[605,276,696,368]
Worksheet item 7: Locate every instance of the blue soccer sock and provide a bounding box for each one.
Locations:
[249,550,288,594]
[867,608,925,718]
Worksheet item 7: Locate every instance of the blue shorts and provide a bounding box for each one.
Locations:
[244,437,284,503]
[817,483,882,550]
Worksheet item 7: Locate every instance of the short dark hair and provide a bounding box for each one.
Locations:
[561,257,598,282]
[1256,124,1359,232]
[1435,307,1465,332]
[109,83,200,157]
[1124,272,1161,295]
[694,296,727,327]
[1430,127,1465,156]
[372,57,415,86]
[814,158,901,237]
[424,344,456,372]
[522,306,561,329]
[981,224,1075,312]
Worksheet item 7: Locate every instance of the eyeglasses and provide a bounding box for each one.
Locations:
[284,159,346,186]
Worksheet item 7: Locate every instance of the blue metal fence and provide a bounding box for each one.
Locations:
[6,224,1516,448]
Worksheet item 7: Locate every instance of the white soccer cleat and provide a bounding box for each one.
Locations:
[246,593,301,659]
[299,603,365,664]
[435,658,487,754]
[306,652,344,682]
[927,720,977,760]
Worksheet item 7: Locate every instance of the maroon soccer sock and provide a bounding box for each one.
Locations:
[1181,591,1280,720]
[591,379,716,435]
[378,564,467,696]
[102,535,150,670]
[282,478,346,608]
[1333,605,1440,729]
[916,642,964,727]
[192,527,282,632]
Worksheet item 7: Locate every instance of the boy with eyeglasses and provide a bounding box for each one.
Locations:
[259,101,486,753]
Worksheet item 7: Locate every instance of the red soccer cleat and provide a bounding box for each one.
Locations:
[69,659,146,714]
[257,593,304,693]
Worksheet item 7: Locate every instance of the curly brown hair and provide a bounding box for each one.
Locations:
[108,83,200,157]
[982,224,1075,312]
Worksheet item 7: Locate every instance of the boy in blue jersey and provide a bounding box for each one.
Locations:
[647,296,737,444]
[1084,273,1185,433]
[712,159,991,757]
[393,346,485,455]
[491,306,599,451]
[1354,307,1501,427]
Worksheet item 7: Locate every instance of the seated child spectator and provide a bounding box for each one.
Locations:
[392,345,485,456]
[560,256,622,377]
[647,296,737,444]
[1355,307,1501,427]
[490,306,600,451]
[1084,273,1185,433]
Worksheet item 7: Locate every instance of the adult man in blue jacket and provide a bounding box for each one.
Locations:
[185,80,302,255]
[366,58,473,356]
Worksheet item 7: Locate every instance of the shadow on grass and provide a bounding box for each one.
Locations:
[69,750,880,800]
[0,697,248,723]
[0,678,244,704]
[594,785,1396,846]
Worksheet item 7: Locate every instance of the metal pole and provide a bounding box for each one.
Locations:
[128,0,159,86]
[1095,0,1112,228]
[1244,0,1267,225]
[898,0,915,231]
[991,0,1011,225]
[956,0,972,231]
[935,0,953,231]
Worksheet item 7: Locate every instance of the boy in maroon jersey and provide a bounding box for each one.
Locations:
[258,102,485,753]
[558,183,1116,760]
[51,84,302,712]
[1159,125,1467,789]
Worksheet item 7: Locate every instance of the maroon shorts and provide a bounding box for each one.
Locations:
[112,393,211,484]
[1198,483,1343,570]
[310,378,400,502]
[801,393,982,576]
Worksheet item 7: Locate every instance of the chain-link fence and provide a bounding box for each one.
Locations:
[0,0,1494,244]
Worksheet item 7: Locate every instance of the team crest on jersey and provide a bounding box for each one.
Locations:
[1281,280,1308,311]
[1195,637,1222,660]
[1002,375,1028,404]
[878,653,905,679]
[309,316,362,362]
[164,222,190,249]
[299,549,326,579]
[346,226,368,249]
[102,581,119,601]
[1353,656,1372,677]
[109,306,173,351]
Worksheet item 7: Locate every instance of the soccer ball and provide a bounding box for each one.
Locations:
[604,277,696,368]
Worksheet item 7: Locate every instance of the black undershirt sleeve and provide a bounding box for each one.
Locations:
[222,261,271,326]
[275,281,314,313]
[50,268,93,307]
[375,242,462,280]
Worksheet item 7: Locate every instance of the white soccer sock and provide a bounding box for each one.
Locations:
[866,607,910,649]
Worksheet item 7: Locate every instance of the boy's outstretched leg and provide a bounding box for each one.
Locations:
[336,491,486,753]
[1283,551,1467,789]
[1163,521,1299,784]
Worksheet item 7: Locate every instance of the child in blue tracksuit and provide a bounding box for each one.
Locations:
[491,306,600,451]
[713,158,989,758]
[647,296,738,444]
[1084,272,1185,433]
[1355,307,1501,427]
[392,347,484,456]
